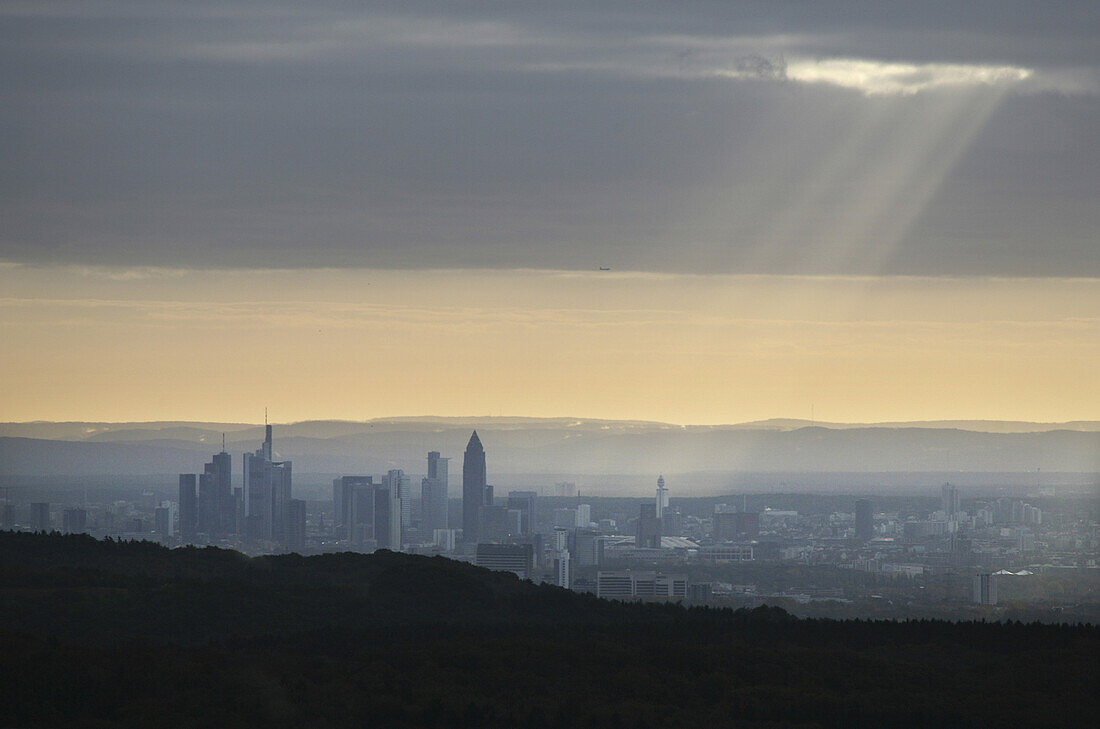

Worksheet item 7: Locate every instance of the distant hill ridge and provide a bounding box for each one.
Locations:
[3,416,1099,442]
[1,417,1098,478]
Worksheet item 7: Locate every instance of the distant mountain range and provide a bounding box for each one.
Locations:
[1,417,1097,479]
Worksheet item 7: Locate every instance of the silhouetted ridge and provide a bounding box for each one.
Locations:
[1,532,1096,729]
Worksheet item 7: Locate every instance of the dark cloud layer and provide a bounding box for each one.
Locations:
[1,0,1097,274]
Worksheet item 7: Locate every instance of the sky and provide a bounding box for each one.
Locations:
[1,0,1098,423]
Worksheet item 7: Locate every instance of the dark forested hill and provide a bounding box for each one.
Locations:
[1,532,1096,728]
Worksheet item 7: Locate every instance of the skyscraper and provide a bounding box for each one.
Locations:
[855,499,874,542]
[178,473,198,541]
[154,505,173,537]
[374,482,401,551]
[973,573,997,605]
[62,508,87,534]
[941,484,960,517]
[555,549,571,588]
[30,502,50,532]
[421,451,450,536]
[198,449,233,537]
[244,425,292,544]
[428,450,448,483]
[284,499,307,552]
[334,475,373,540]
[506,490,537,534]
[348,477,376,546]
[462,431,488,543]
[385,469,412,531]
[637,503,662,548]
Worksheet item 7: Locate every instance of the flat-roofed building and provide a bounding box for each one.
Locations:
[62,508,87,534]
[30,502,50,532]
[597,570,688,600]
[973,573,998,605]
[475,543,534,580]
[699,545,754,562]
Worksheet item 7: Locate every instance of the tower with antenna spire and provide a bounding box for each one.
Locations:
[244,416,292,544]
[655,475,669,519]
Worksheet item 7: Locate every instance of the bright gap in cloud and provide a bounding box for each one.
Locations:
[784,58,1033,96]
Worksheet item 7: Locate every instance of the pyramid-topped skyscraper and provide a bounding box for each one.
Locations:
[462,430,488,543]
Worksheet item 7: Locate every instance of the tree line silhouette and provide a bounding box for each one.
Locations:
[1,531,1095,728]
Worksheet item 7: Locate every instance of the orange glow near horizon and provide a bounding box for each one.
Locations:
[0,265,1097,424]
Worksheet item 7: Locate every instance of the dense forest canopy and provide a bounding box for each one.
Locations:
[1,532,1096,728]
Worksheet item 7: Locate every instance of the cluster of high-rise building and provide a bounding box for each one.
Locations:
[324,432,542,558]
[331,472,403,551]
[10,441,1098,615]
[178,426,306,550]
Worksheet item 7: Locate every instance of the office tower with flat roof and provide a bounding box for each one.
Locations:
[506,490,537,534]
[507,509,522,536]
[475,543,535,580]
[284,499,307,552]
[637,503,661,549]
[570,528,603,567]
[334,476,372,539]
[555,549,571,588]
[713,505,760,541]
[855,499,874,542]
[154,506,172,537]
[552,508,577,529]
[374,483,401,551]
[973,573,997,605]
[941,484,960,517]
[199,449,233,537]
[478,504,510,541]
[385,469,412,531]
[428,450,448,483]
[270,459,292,543]
[421,451,450,536]
[62,508,87,534]
[30,502,50,532]
[421,477,448,535]
[462,431,488,543]
[348,479,375,546]
[178,474,198,541]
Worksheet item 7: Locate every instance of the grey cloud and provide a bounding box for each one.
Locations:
[0,0,1098,275]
